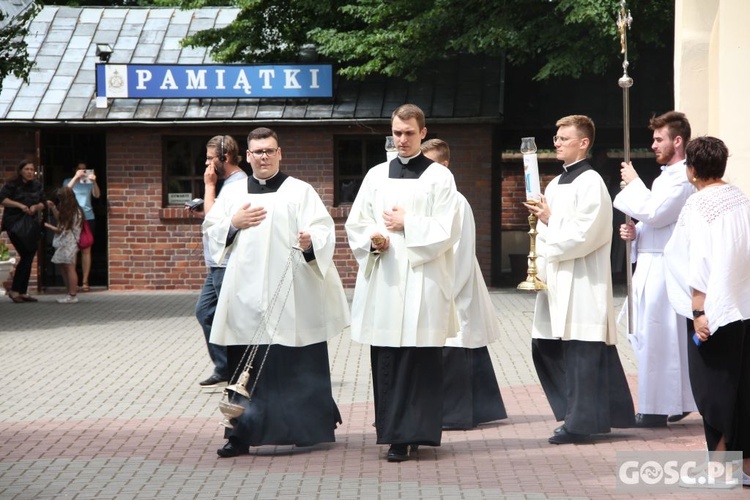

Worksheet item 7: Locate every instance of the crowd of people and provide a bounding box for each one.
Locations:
[0,160,101,303]
[2,103,747,484]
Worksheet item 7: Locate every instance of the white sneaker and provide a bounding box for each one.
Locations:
[57,295,79,304]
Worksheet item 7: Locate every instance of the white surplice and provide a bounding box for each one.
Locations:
[532,168,617,344]
[345,162,461,347]
[665,184,750,333]
[613,161,696,415]
[446,193,502,348]
[204,176,350,347]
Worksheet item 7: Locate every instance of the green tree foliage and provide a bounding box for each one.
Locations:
[0,3,42,94]
[178,0,672,81]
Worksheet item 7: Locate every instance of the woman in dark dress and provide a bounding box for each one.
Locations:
[0,160,46,302]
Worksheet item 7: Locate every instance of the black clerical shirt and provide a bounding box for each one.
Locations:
[558,159,592,185]
[388,153,433,179]
[247,171,289,193]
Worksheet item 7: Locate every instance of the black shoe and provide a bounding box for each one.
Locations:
[386,444,410,462]
[199,374,228,388]
[667,411,692,423]
[634,413,668,428]
[217,441,249,458]
[548,426,590,444]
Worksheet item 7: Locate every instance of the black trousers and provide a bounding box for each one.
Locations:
[6,230,37,294]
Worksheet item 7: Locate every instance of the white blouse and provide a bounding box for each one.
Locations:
[664,184,750,333]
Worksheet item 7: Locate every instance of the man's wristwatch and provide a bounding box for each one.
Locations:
[692,309,705,319]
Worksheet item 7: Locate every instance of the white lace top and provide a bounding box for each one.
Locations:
[664,184,750,333]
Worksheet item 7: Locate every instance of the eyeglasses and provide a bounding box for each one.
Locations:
[248,148,279,158]
[552,135,575,145]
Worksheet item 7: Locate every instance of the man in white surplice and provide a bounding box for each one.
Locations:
[203,127,350,458]
[421,138,507,430]
[524,115,635,445]
[613,111,697,428]
[346,104,461,462]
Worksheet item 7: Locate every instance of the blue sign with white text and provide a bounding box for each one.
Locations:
[96,64,333,99]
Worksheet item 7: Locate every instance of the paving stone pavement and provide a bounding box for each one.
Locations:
[0,288,746,499]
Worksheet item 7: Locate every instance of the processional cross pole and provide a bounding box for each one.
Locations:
[617,0,634,336]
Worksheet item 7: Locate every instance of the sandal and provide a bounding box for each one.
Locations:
[8,292,24,303]
[81,283,90,292]
[20,294,38,302]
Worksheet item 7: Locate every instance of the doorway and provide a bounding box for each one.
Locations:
[39,129,108,291]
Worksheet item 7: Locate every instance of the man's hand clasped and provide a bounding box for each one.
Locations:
[383,206,405,232]
[232,203,267,229]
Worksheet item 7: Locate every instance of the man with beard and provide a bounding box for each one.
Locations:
[613,111,697,427]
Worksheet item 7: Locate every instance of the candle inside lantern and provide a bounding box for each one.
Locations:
[385,136,397,161]
[521,137,541,201]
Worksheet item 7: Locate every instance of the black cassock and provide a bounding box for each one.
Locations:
[442,346,507,429]
[225,342,342,447]
[532,339,635,434]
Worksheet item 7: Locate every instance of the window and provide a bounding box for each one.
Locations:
[163,137,207,207]
[334,136,386,205]
[162,136,248,207]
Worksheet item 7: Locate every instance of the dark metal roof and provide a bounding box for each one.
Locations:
[0,6,503,125]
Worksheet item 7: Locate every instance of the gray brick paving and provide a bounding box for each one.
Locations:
[0,288,744,499]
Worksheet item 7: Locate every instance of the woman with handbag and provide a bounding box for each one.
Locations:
[0,160,46,303]
[45,187,84,304]
[64,162,100,292]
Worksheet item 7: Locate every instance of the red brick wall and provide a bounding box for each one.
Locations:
[500,155,560,230]
[2,124,497,291]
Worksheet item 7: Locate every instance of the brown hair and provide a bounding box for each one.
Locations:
[685,136,728,181]
[421,138,450,164]
[555,115,595,151]
[247,127,279,146]
[649,111,691,143]
[206,135,240,164]
[392,104,426,130]
[54,187,84,231]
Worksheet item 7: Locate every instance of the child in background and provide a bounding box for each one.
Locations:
[45,187,83,304]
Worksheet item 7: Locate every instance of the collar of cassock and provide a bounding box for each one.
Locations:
[558,158,592,185]
[248,170,288,193]
[388,152,432,179]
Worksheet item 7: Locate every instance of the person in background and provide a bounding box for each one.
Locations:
[524,115,635,444]
[45,187,84,304]
[0,160,46,303]
[664,136,750,487]
[345,104,462,462]
[421,138,507,430]
[204,127,349,458]
[64,162,101,292]
[194,135,247,389]
[613,111,696,428]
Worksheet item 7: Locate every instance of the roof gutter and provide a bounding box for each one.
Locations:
[0,116,503,128]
